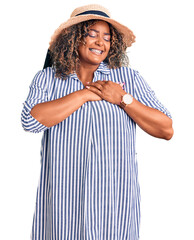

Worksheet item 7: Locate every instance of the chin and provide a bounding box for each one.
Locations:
[90,57,106,65]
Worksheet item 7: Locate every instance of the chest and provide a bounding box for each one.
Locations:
[48,70,134,101]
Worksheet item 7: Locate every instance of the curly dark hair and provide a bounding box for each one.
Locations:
[50,20,129,79]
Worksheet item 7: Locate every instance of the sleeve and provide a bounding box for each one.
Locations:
[134,70,172,119]
[21,69,50,133]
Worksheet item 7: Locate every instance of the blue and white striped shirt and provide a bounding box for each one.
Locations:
[21,62,171,240]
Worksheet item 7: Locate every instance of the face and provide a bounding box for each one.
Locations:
[78,21,111,67]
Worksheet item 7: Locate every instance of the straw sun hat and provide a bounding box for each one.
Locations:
[43,4,136,69]
[49,4,136,48]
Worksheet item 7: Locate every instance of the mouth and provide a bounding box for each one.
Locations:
[89,48,104,55]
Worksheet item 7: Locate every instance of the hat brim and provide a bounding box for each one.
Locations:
[49,14,135,48]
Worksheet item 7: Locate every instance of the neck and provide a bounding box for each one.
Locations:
[76,63,99,86]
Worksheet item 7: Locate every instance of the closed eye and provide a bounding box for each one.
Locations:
[88,30,98,38]
[103,34,111,42]
[87,30,111,42]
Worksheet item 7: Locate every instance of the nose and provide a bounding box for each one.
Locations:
[95,36,103,46]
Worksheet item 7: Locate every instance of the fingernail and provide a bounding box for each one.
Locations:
[86,86,90,89]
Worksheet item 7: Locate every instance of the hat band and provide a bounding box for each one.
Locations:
[75,10,110,18]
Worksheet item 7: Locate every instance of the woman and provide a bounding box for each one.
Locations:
[21,4,173,240]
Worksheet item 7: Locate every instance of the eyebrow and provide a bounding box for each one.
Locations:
[89,28,111,35]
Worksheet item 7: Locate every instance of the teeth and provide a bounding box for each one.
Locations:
[90,49,103,54]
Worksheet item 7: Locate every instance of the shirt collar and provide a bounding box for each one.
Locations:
[69,61,110,80]
[96,61,110,75]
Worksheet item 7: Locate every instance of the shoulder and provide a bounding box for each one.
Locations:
[34,67,55,79]
[31,67,56,88]
[110,66,138,80]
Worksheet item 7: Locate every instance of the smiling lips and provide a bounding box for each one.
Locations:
[89,48,104,55]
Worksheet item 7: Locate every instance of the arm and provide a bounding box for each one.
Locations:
[123,97,173,140]
[21,68,101,133]
[30,89,100,128]
[85,80,173,140]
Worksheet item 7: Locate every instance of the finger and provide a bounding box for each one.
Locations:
[87,80,107,86]
[86,82,104,91]
[99,80,109,84]
[114,82,125,89]
[85,85,102,96]
[120,82,125,88]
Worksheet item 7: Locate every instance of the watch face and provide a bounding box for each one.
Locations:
[123,94,133,104]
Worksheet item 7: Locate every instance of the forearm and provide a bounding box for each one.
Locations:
[85,80,173,140]
[30,89,87,127]
[124,97,173,140]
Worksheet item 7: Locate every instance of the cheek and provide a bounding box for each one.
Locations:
[78,45,87,58]
[84,37,94,46]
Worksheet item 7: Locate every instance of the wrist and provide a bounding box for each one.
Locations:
[116,90,126,105]
[120,93,133,109]
[79,89,89,103]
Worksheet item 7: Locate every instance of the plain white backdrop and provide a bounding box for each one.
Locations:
[0,0,193,239]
